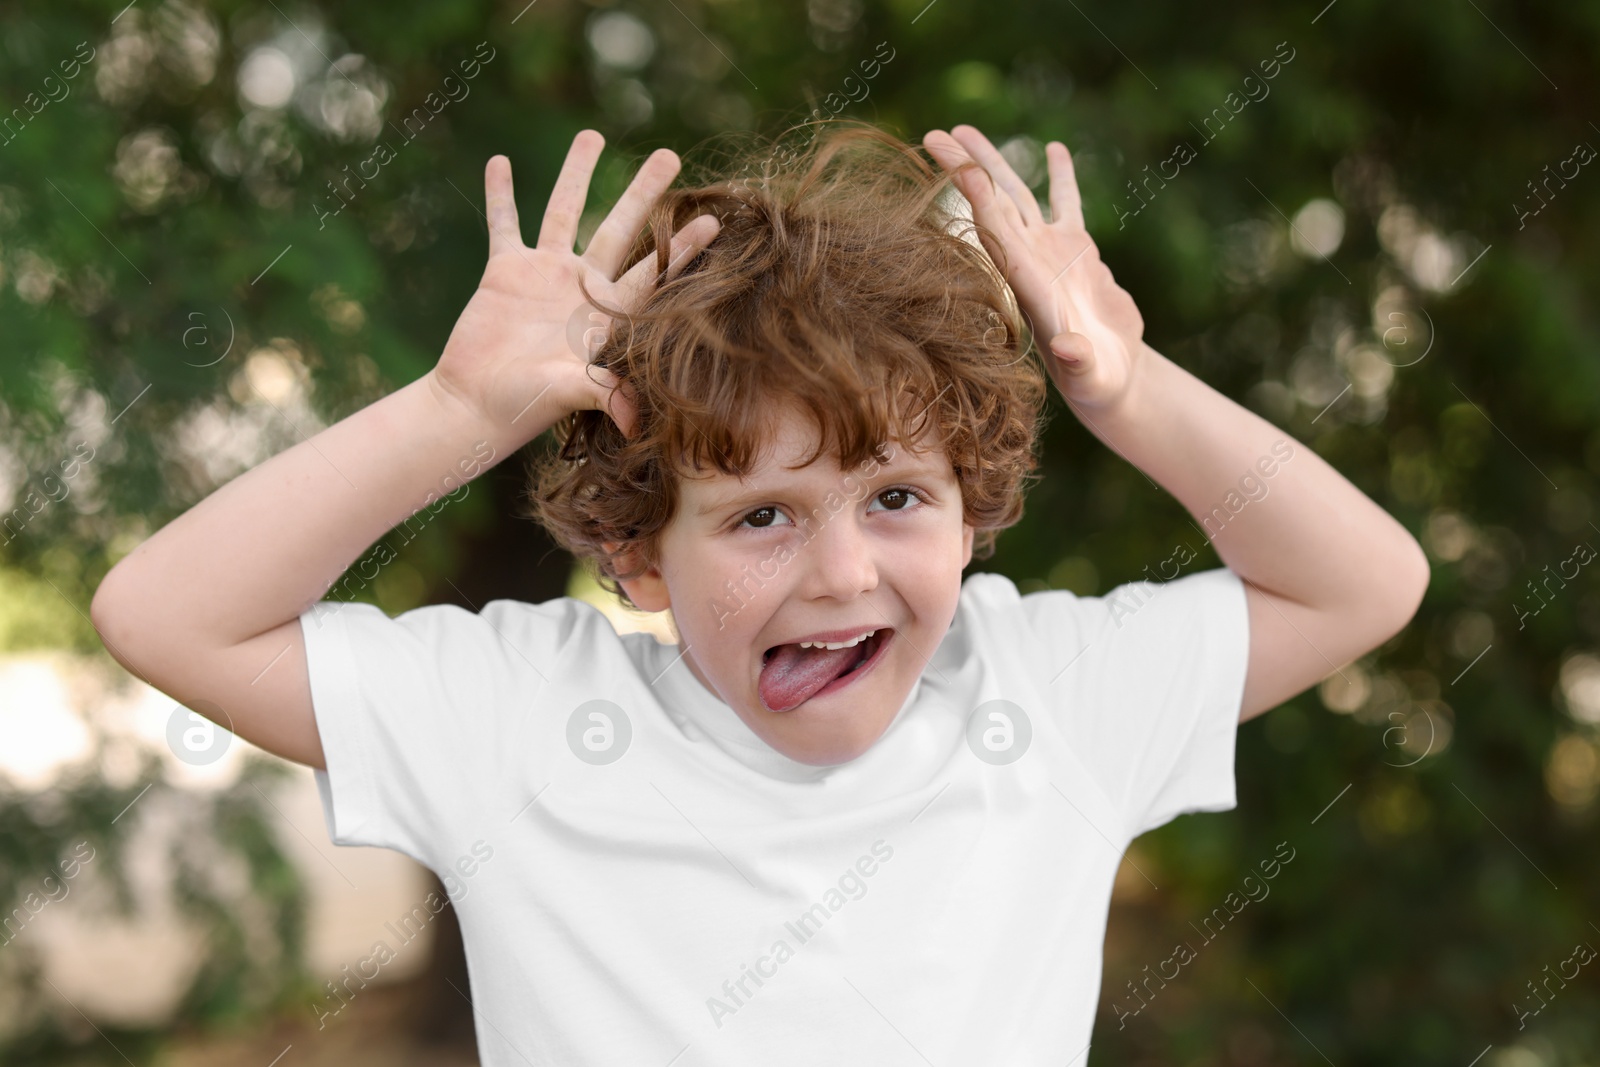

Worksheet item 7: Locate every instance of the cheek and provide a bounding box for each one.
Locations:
[890,528,965,608]
[675,542,777,647]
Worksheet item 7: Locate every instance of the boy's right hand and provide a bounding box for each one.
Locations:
[429,130,721,441]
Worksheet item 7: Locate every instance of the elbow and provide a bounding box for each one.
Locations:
[1400,532,1431,620]
[1377,532,1431,641]
[89,564,141,674]
[88,569,118,642]
[89,555,133,630]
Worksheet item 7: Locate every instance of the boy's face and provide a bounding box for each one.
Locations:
[609,401,974,766]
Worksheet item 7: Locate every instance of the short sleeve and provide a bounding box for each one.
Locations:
[1015,567,1251,841]
[297,596,589,864]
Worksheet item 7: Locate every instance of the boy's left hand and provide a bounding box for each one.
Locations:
[924,125,1145,414]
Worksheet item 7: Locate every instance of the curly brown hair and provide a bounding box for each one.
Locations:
[523,118,1051,610]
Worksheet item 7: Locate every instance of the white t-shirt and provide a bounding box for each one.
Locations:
[299,565,1250,1066]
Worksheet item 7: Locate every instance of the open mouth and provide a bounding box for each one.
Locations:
[758,628,894,713]
[761,628,886,669]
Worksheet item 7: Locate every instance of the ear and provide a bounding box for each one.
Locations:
[961,523,974,571]
[602,540,671,613]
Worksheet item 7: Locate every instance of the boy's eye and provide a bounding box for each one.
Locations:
[740,506,789,530]
[734,487,927,530]
[871,487,920,512]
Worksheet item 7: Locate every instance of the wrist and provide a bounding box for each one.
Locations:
[1070,339,1160,433]
[422,367,544,456]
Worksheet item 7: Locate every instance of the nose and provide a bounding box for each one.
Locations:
[797,509,879,602]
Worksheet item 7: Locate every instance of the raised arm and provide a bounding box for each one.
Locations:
[90,133,720,768]
[923,124,1429,722]
[1063,346,1428,721]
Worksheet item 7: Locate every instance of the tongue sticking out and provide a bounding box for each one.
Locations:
[758,639,869,713]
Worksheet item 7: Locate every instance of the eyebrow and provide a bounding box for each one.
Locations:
[694,455,952,517]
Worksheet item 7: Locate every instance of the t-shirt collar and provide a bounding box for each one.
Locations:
[645,636,925,783]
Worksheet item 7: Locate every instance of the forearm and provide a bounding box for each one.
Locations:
[93,370,540,652]
[1078,343,1426,614]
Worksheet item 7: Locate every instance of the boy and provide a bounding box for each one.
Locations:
[91,121,1428,1064]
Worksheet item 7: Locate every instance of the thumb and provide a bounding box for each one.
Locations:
[592,366,638,439]
[604,374,636,435]
[1047,331,1094,368]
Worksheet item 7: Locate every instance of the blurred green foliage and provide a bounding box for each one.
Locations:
[3,0,1599,1063]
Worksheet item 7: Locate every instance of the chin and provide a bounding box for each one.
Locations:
[764,717,889,766]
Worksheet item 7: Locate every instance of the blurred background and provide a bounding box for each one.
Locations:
[2,0,1598,1063]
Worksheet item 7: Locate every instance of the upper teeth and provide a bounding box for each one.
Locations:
[798,630,877,650]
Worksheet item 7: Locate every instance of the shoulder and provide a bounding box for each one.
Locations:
[953,565,1246,654]
[955,569,1027,612]
[945,570,1043,664]
[949,570,1024,635]
[309,594,621,661]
